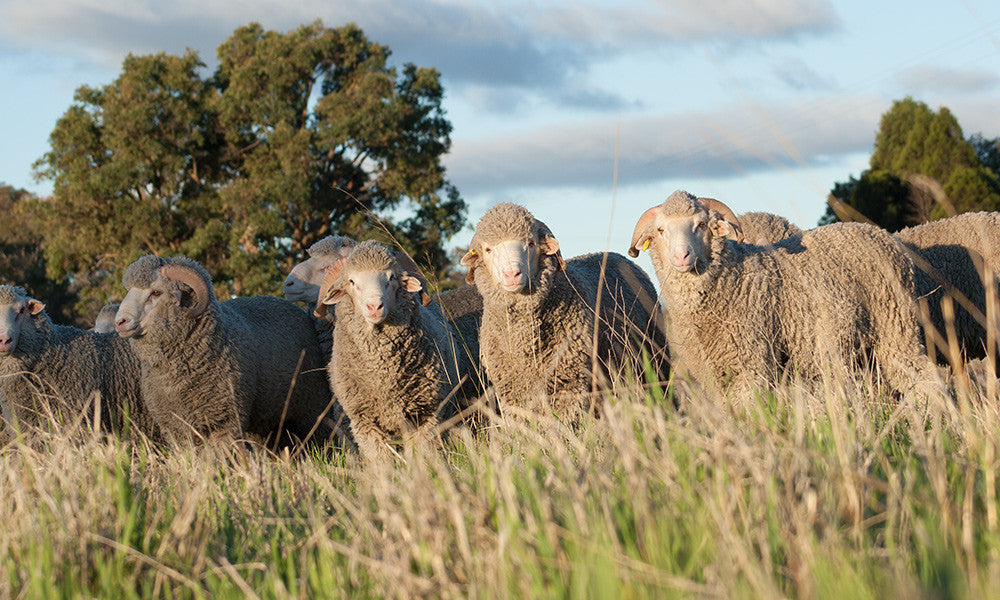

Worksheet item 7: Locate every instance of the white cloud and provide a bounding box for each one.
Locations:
[895,64,1000,93]
[445,94,885,194]
[0,0,840,104]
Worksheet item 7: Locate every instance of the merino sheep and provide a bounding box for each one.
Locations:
[115,255,337,446]
[629,190,934,395]
[0,286,157,440]
[283,236,358,310]
[92,303,120,333]
[460,203,669,421]
[285,235,428,316]
[894,212,1000,363]
[318,241,480,461]
[736,211,803,246]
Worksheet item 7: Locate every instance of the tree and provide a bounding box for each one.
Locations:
[969,133,1000,179]
[0,184,79,324]
[32,21,466,312]
[821,97,1000,229]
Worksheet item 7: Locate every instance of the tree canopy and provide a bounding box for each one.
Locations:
[821,97,1000,230]
[30,21,466,316]
[0,184,78,323]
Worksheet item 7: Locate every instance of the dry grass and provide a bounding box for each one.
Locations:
[1,357,1000,599]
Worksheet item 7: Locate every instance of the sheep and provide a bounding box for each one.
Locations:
[736,211,803,246]
[629,190,934,396]
[460,203,669,422]
[894,212,1000,363]
[283,235,357,311]
[0,285,157,440]
[114,255,337,447]
[317,240,480,461]
[285,234,428,316]
[92,303,120,333]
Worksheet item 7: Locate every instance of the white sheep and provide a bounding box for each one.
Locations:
[91,303,120,333]
[629,190,934,395]
[460,203,669,421]
[0,285,157,440]
[115,255,338,447]
[894,212,1000,363]
[318,241,480,461]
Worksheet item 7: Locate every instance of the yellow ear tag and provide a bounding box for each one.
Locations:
[642,239,650,252]
[469,249,476,255]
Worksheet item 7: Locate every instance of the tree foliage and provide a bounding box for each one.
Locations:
[0,184,79,324]
[822,97,1000,230]
[31,21,465,315]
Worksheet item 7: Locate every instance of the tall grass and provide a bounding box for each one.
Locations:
[2,361,1000,599]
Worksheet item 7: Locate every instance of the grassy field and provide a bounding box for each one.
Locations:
[2,364,1000,600]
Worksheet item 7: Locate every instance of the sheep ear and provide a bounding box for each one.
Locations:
[402,273,432,307]
[316,257,347,306]
[697,197,744,243]
[402,273,423,293]
[535,220,566,271]
[711,218,735,240]
[26,299,45,315]
[460,245,480,286]
[158,265,211,317]
[629,206,660,257]
[320,287,347,306]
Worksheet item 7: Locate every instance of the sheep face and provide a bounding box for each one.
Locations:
[0,288,44,355]
[116,265,212,339]
[331,267,421,326]
[629,191,742,273]
[461,203,565,293]
[283,237,358,305]
[320,241,424,326]
[284,254,340,305]
[92,303,120,333]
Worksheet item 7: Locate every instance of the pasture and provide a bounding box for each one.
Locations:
[2,362,999,599]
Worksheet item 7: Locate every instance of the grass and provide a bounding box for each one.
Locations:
[3,364,1000,599]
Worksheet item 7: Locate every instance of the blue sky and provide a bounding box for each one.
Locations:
[2,0,999,273]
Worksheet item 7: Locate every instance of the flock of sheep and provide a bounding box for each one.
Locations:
[1,192,998,461]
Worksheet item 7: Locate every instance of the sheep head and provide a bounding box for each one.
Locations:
[461,202,566,292]
[318,240,428,326]
[116,256,216,339]
[92,303,120,333]
[283,235,357,305]
[628,190,742,273]
[0,285,45,356]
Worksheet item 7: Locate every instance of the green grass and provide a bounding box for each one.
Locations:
[3,368,1000,599]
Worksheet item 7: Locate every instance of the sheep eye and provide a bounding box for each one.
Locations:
[528,240,535,247]
[484,247,492,253]
[657,227,664,233]
[696,222,706,231]
[348,279,354,285]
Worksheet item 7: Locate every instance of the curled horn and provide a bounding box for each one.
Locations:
[535,219,566,271]
[697,197,744,243]
[628,205,661,258]
[158,265,212,317]
[314,256,348,318]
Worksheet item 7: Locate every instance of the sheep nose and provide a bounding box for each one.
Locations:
[366,301,384,314]
[0,335,12,350]
[284,279,294,288]
[672,249,690,264]
[502,268,522,282]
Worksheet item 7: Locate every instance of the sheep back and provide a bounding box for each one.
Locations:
[0,316,157,440]
[895,212,1000,362]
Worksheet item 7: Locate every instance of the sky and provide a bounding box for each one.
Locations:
[2,0,999,276]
